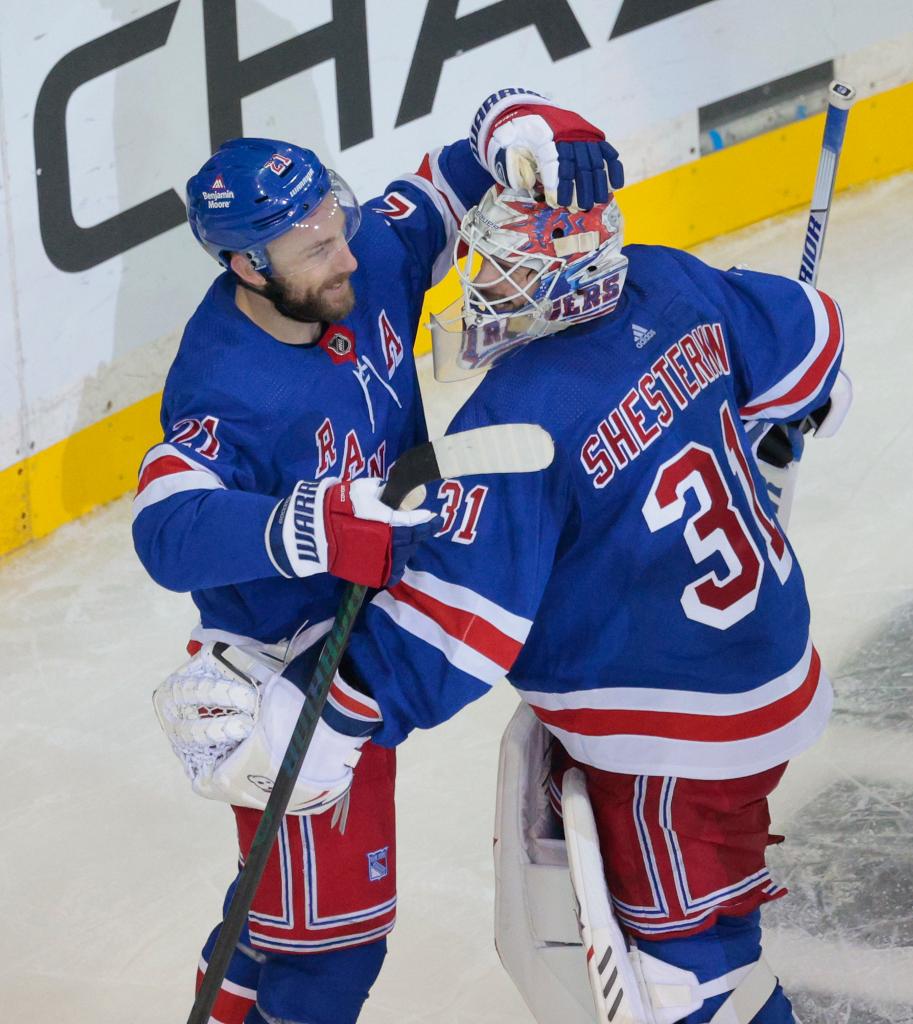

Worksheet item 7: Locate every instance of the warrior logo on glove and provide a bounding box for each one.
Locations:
[267,477,437,588]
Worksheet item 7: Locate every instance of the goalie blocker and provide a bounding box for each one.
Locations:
[494,705,781,1024]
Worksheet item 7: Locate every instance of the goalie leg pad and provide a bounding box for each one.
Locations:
[493,703,599,1024]
[494,705,790,1023]
[562,768,788,1023]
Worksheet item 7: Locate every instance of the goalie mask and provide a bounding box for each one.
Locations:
[430,186,628,381]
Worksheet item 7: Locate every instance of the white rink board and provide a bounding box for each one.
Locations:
[2,172,913,1023]
[1,1,913,469]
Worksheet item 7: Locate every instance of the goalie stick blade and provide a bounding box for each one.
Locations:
[433,423,554,480]
[382,424,554,508]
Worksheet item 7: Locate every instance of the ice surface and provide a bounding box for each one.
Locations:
[3,173,912,1023]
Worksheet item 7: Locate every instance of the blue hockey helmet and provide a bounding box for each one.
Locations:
[186,138,361,274]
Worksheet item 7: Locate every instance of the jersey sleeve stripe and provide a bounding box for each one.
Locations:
[138,442,210,478]
[328,675,381,722]
[387,578,523,671]
[133,471,223,517]
[399,567,533,641]
[132,454,224,519]
[739,287,843,418]
[427,148,469,222]
[371,589,506,686]
[407,150,462,227]
[137,453,205,493]
[394,162,460,286]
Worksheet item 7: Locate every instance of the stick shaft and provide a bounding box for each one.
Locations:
[188,581,367,1024]
[766,81,855,526]
[798,81,856,287]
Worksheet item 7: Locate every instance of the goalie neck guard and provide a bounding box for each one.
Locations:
[430,185,628,381]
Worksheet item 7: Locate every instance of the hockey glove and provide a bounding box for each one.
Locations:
[153,642,379,815]
[753,422,805,469]
[267,477,436,588]
[471,88,624,209]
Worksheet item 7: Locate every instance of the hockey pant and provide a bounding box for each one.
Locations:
[552,750,796,1022]
[197,742,396,1024]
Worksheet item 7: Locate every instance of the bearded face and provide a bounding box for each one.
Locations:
[257,264,356,323]
[247,192,360,324]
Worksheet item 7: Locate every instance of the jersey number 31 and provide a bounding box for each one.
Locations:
[642,402,792,630]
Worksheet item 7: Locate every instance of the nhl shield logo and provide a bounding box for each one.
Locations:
[319,325,356,364]
[327,332,352,357]
[367,847,389,881]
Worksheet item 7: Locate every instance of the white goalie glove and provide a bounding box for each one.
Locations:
[153,642,371,815]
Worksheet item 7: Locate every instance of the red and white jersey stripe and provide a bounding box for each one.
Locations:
[133,443,224,519]
[519,639,833,780]
[372,567,533,686]
[327,674,382,727]
[739,285,843,420]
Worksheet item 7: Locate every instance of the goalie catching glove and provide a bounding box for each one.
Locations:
[266,476,436,588]
[470,87,624,209]
[153,642,379,816]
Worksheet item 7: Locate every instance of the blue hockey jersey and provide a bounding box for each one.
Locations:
[132,140,492,644]
[341,246,845,780]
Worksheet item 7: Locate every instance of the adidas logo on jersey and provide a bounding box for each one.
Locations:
[632,323,657,348]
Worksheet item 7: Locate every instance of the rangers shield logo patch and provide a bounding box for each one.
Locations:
[367,847,389,881]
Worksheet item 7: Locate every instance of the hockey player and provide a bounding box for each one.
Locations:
[306,181,850,1024]
[133,92,622,1024]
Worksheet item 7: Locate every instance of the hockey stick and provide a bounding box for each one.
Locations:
[188,423,554,1024]
[757,79,855,523]
[798,80,856,288]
